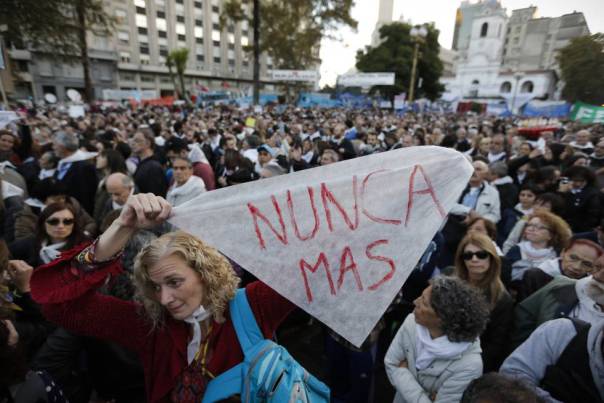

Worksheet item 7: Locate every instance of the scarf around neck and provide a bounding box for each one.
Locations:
[39,241,67,264]
[183,305,212,364]
[415,323,472,370]
[517,240,557,263]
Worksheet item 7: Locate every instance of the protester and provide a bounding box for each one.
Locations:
[131,128,168,197]
[461,373,544,403]
[558,166,601,233]
[29,193,297,403]
[454,233,514,371]
[500,318,604,403]
[385,276,489,403]
[166,157,206,207]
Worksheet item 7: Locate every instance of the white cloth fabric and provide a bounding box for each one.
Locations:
[38,168,56,180]
[167,175,206,207]
[488,152,506,163]
[570,277,604,324]
[415,324,472,370]
[39,241,66,264]
[511,241,557,281]
[514,203,533,217]
[2,180,24,199]
[57,149,98,167]
[537,258,563,278]
[183,305,212,364]
[188,143,210,165]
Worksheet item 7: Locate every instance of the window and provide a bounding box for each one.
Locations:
[500,81,512,93]
[178,34,186,41]
[135,14,147,27]
[16,60,28,72]
[136,6,146,15]
[242,60,249,68]
[118,31,130,44]
[138,27,148,35]
[194,1,202,8]
[228,25,235,33]
[158,30,167,38]
[139,34,149,43]
[212,5,219,13]
[212,23,220,30]
[141,75,155,83]
[159,47,168,57]
[140,45,149,54]
[115,9,127,23]
[212,30,220,41]
[521,81,534,93]
[196,37,204,44]
[155,0,165,6]
[134,0,146,7]
[194,27,203,38]
[157,11,165,18]
[228,43,234,50]
[480,22,488,37]
[228,59,235,66]
[213,57,221,63]
[156,18,167,31]
[197,55,205,62]
[42,85,56,95]
[120,72,135,81]
[241,36,249,46]
[177,15,185,23]
[140,55,150,65]
[176,23,186,35]
[120,51,131,63]
[195,19,203,26]
[213,40,220,47]
[176,0,183,3]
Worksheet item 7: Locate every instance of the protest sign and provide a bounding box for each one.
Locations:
[68,105,85,118]
[570,102,604,124]
[337,73,395,87]
[271,70,320,83]
[170,147,472,346]
[0,111,19,129]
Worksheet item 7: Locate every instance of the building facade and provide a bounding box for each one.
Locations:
[442,2,590,111]
[1,0,277,102]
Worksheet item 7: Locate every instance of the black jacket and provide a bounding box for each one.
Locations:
[481,290,515,372]
[56,160,98,215]
[561,186,601,232]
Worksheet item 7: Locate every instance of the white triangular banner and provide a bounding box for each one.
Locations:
[169,146,472,346]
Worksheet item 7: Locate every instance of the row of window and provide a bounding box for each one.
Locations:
[119,51,247,67]
[469,79,534,94]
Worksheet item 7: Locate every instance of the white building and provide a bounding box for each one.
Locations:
[441,3,589,112]
[371,0,395,46]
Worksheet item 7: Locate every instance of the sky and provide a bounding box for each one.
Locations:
[319,0,604,87]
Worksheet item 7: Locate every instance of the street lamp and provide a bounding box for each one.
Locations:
[408,25,428,104]
[510,72,523,114]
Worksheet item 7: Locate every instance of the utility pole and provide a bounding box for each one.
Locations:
[252,0,260,105]
[408,41,420,103]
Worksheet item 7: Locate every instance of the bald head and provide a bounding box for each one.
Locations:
[470,160,489,186]
[106,173,134,207]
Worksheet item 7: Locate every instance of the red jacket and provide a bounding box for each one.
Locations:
[30,243,295,403]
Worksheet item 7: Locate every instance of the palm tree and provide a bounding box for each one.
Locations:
[167,48,189,100]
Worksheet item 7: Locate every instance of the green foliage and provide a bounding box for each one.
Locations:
[0,0,114,101]
[355,22,444,101]
[557,34,604,105]
[167,48,190,100]
[221,0,356,69]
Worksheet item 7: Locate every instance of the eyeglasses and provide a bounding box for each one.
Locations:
[526,223,551,231]
[46,218,75,226]
[567,253,595,271]
[462,251,490,261]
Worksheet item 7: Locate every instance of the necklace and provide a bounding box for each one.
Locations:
[194,322,215,379]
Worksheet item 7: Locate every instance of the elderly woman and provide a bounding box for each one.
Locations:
[454,233,514,371]
[504,210,571,282]
[29,194,295,403]
[385,276,490,403]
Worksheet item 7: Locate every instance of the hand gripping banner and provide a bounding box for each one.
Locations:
[170,146,473,346]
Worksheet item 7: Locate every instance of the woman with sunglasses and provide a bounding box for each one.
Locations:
[454,233,514,372]
[504,210,571,284]
[10,202,87,267]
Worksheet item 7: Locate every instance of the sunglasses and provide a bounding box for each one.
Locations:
[46,218,75,226]
[462,251,490,261]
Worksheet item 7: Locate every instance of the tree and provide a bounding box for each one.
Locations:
[0,0,114,102]
[222,0,356,102]
[355,22,444,101]
[167,48,189,100]
[557,34,604,105]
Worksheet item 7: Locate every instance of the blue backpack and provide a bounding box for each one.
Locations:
[202,288,330,403]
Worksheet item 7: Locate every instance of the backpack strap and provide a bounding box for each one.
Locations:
[202,288,264,403]
[230,288,265,354]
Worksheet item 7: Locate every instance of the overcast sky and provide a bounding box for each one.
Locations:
[319,0,604,86]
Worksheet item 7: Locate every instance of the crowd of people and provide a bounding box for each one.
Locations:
[1,101,604,403]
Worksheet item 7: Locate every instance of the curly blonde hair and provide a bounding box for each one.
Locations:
[133,231,240,327]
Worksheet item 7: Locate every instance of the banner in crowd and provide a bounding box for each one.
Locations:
[102,89,158,101]
[170,147,472,346]
[522,101,571,118]
[570,102,604,124]
[271,70,320,83]
[0,111,19,129]
[337,73,395,87]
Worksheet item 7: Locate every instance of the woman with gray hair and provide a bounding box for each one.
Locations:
[385,276,490,403]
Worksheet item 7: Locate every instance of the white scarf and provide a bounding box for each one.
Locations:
[517,241,557,264]
[39,241,66,264]
[188,143,210,165]
[58,149,98,167]
[2,180,24,199]
[415,323,472,370]
[537,258,563,278]
[514,203,533,217]
[167,175,206,207]
[183,306,212,364]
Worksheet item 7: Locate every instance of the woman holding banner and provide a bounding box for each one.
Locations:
[384,276,489,403]
[29,193,296,403]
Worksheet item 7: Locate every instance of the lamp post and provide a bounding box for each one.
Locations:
[408,25,428,104]
[511,72,522,115]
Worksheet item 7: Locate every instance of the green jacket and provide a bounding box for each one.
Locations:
[510,276,578,351]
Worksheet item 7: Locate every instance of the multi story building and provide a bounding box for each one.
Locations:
[1,0,276,102]
[370,0,395,47]
[441,2,590,111]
